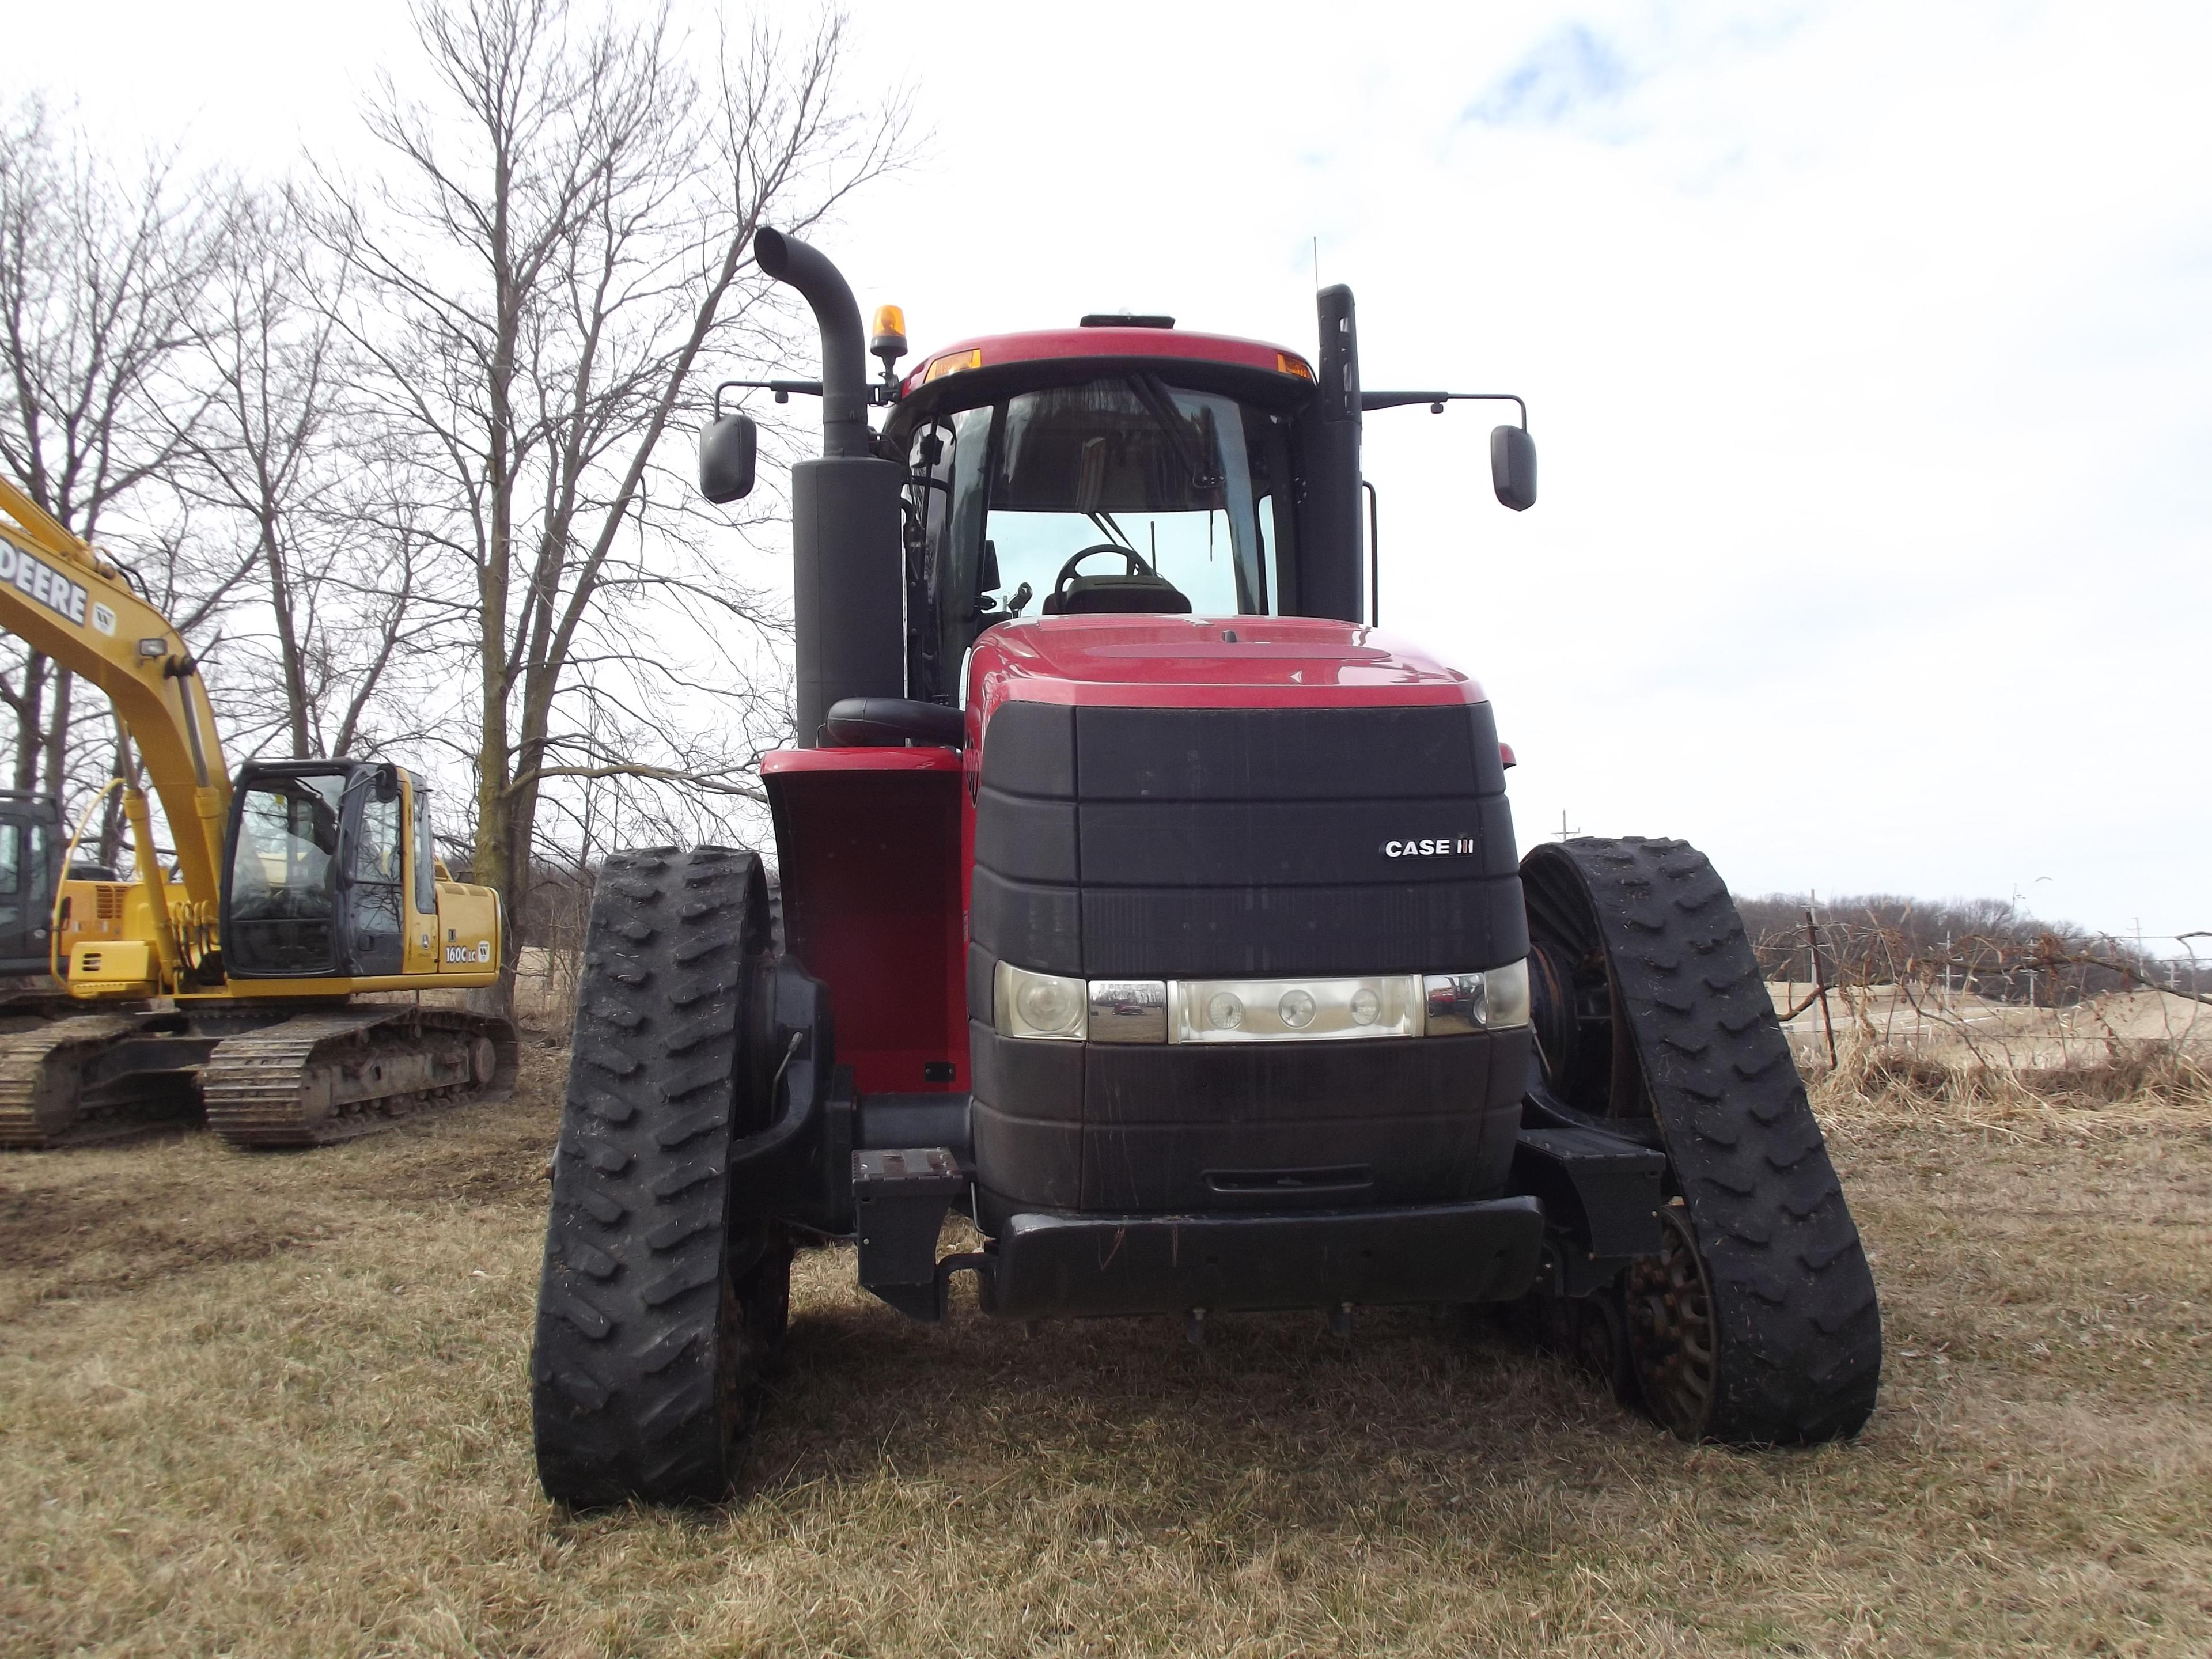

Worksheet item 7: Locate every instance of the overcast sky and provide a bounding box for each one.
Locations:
[14,0,2209,946]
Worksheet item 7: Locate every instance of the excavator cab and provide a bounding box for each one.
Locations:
[221,760,420,981]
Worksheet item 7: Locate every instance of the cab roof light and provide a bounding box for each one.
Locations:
[923,347,983,383]
[870,304,907,365]
[870,305,908,402]
[1277,351,1314,380]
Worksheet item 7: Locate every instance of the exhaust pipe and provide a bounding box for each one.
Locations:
[752,229,904,745]
[1296,283,1366,623]
[754,228,872,460]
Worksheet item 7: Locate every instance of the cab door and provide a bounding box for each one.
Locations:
[340,771,406,978]
[0,802,56,975]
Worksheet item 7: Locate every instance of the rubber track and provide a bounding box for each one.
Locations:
[1530,836,1883,1443]
[531,846,783,1508]
[0,1014,173,1149]
[200,1007,519,1148]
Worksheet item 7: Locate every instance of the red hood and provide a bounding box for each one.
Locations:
[967,615,1483,718]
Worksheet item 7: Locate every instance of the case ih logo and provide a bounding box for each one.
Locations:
[1382,836,1478,858]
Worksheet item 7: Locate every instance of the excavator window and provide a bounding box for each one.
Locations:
[347,785,405,976]
[225,772,346,975]
[0,821,19,897]
[410,774,436,918]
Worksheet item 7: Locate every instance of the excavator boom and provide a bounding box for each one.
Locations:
[0,476,229,909]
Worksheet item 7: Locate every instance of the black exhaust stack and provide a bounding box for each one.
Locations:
[1296,283,1365,623]
[754,229,904,747]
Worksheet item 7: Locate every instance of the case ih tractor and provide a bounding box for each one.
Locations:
[531,230,1882,1505]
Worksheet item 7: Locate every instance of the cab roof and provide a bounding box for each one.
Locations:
[896,325,1315,406]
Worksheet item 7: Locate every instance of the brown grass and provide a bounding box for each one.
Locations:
[1,1041,2207,1657]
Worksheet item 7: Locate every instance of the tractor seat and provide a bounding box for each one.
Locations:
[1041,575,1192,616]
[823,696,965,748]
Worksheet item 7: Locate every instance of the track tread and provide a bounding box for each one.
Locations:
[200,1007,518,1148]
[531,846,789,1509]
[1528,835,1883,1444]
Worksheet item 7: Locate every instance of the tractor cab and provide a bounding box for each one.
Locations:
[885,329,1316,699]
[220,760,433,980]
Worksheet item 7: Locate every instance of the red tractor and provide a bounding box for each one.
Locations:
[530,231,1882,1505]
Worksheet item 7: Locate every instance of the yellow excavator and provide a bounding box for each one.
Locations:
[0,474,516,1147]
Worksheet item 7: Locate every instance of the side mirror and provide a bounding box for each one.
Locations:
[700,413,759,503]
[1490,425,1537,512]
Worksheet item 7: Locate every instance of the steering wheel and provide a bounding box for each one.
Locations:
[1050,542,1161,609]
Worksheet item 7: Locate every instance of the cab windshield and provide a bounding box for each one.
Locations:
[906,376,1295,696]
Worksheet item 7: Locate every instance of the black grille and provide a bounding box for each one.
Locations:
[972,701,1527,978]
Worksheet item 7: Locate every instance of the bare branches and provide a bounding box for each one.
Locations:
[3,10,905,1003]
[328,0,907,1007]
[0,96,239,793]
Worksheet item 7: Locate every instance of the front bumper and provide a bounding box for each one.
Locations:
[982,1196,1544,1319]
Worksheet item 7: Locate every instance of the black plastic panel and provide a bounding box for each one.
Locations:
[977,699,1075,797]
[1073,703,1503,802]
[969,868,1082,978]
[967,1020,1529,1224]
[1076,795,1518,888]
[1080,876,1529,979]
[966,942,996,1029]
[974,789,1079,884]
[970,701,1525,980]
[986,1197,1546,1318]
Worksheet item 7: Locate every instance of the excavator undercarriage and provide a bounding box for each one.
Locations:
[0,1003,518,1150]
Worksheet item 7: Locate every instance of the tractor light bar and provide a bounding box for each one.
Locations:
[996,963,1531,1044]
[1169,974,1421,1044]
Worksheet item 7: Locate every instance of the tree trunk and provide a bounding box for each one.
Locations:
[12,652,47,791]
[260,506,313,757]
[96,723,132,869]
[40,666,72,796]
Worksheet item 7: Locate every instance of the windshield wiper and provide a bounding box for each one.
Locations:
[1089,510,1134,550]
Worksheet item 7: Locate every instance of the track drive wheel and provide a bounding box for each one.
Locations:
[1523,837,1882,1444]
[531,846,792,1506]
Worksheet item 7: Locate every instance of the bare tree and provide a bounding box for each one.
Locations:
[327,0,906,1007]
[0,96,234,794]
[182,188,457,762]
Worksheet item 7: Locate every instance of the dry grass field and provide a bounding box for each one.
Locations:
[1,1034,2207,1657]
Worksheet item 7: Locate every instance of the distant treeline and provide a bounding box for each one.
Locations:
[1739,894,2199,1006]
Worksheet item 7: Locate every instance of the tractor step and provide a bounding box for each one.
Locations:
[853,1146,969,1321]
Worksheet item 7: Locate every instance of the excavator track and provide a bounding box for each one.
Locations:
[202,1006,520,1148]
[0,1013,202,1149]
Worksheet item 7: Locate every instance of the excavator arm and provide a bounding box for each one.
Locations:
[0,475,230,910]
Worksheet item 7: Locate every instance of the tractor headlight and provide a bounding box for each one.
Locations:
[995,962,1086,1040]
[1422,960,1531,1034]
